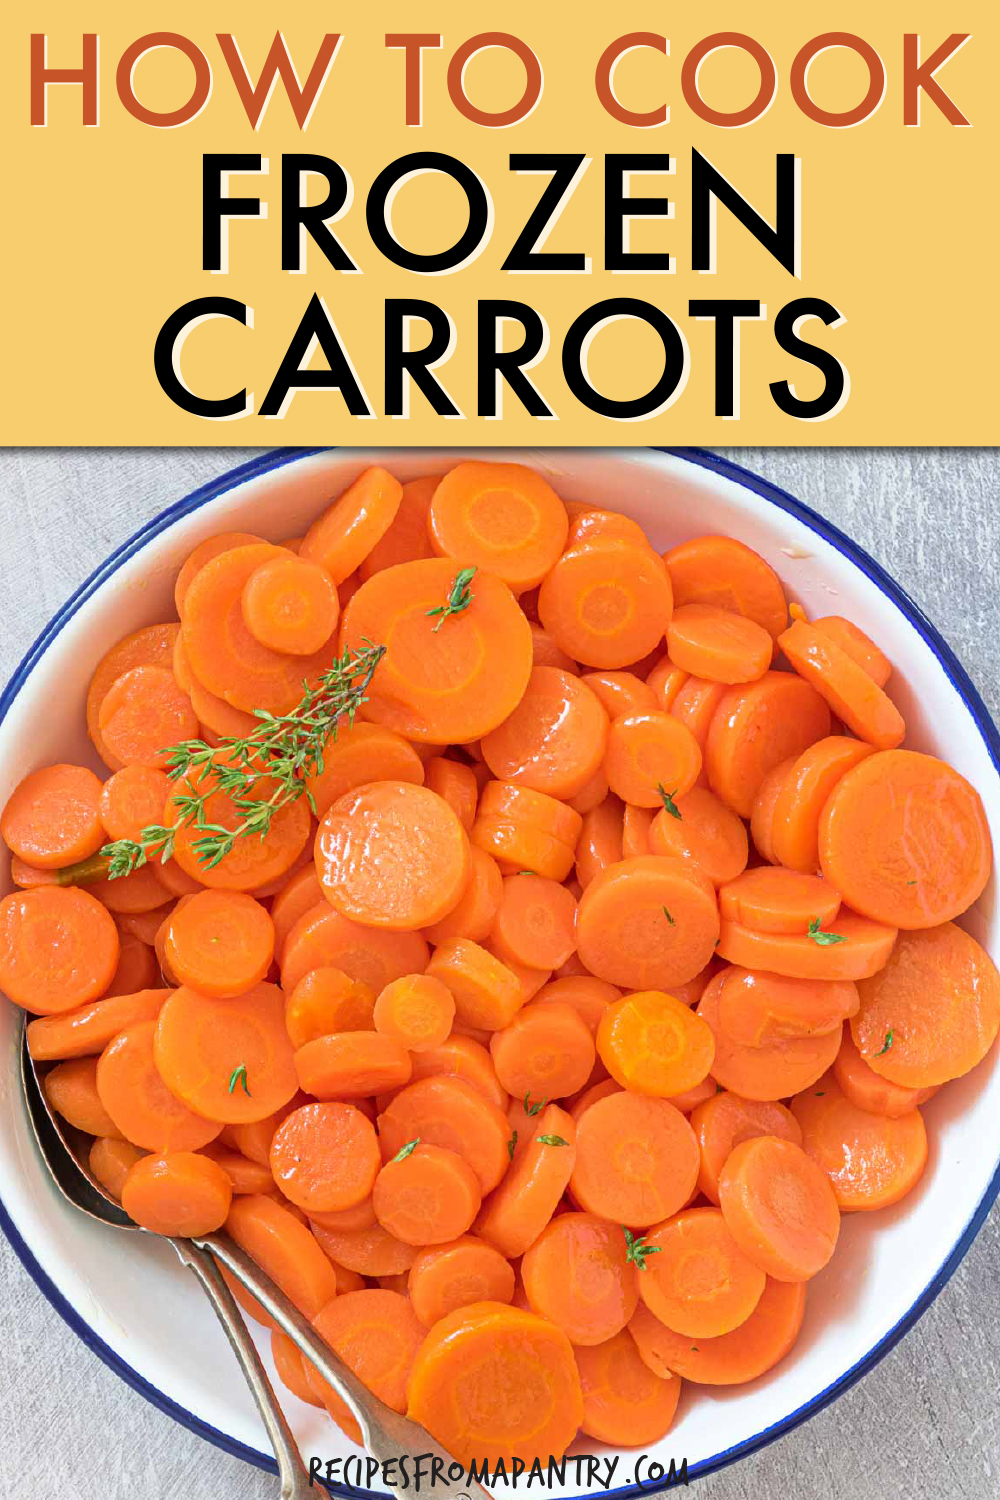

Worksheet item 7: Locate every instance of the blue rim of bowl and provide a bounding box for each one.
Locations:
[0,445,997,1495]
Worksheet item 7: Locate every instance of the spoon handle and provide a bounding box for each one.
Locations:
[171,1238,315,1500]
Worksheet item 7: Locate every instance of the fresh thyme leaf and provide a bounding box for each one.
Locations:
[814,1090,825,1096]
[228,1063,250,1097]
[393,1138,421,1162]
[874,1029,894,1057]
[807,917,847,946]
[426,567,476,632]
[906,879,917,885]
[536,1135,569,1147]
[523,1093,546,1117]
[656,784,682,820]
[623,1227,661,1271]
[662,905,676,926]
[507,1132,517,1161]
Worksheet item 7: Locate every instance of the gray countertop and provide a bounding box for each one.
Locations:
[0,448,997,1500]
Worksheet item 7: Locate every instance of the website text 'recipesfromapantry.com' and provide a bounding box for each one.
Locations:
[307,1452,689,1492]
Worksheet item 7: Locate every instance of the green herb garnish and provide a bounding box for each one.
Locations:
[426,567,476,631]
[393,1138,421,1162]
[228,1063,250,1097]
[807,917,847,946]
[662,906,676,926]
[623,1228,661,1271]
[507,1132,517,1161]
[874,1030,894,1057]
[523,1094,546,1117]
[536,1135,569,1147]
[656,784,682,820]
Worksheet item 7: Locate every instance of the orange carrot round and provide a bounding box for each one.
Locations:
[429,462,569,592]
[2,764,106,869]
[241,553,339,656]
[45,1056,124,1138]
[314,1288,425,1417]
[812,616,891,686]
[425,939,523,1032]
[718,1135,840,1281]
[490,1000,595,1100]
[226,1192,338,1318]
[719,867,841,936]
[717,908,898,982]
[294,1031,412,1100]
[690,1090,802,1203]
[521,1212,639,1345]
[471,780,582,884]
[271,1328,324,1408]
[404,1034,508,1111]
[570,1091,698,1227]
[424,847,503,946]
[575,1328,681,1446]
[705,671,831,818]
[664,535,788,640]
[604,712,703,808]
[639,1207,766,1336]
[769,735,876,873]
[269,1102,380,1212]
[379,1075,510,1194]
[423,756,479,831]
[791,1075,928,1211]
[271,867,323,963]
[597,990,714,1097]
[0,887,119,1013]
[154,982,298,1123]
[373,1142,482,1245]
[174,531,263,616]
[163,890,274,998]
[477,1103,577,1257]
[716,966,859,1047]
[87,624,180,770]
[539,539,673,670]
[27,987,168,1062]
[310,1219,416,1278]
[532,975,619,1036]
[779,619,905,749]
[373,973,455,1051]
[647,656,689,713]
[490,873,578,972]
[97,1021,222,1151]
[168,753,311,893]
[98,666,199,770]
[408,1236,515,1325]
[300,466,403,584]
[359,475,440,579]
[89,1136,145,1200]
[667,604,773,684]
[281,901,428,996]
[575,795,624,890]
[648,785,748,888]
[576,855,720,991]
[629,1276,805,1384]
[697,974,842,1100]
[122,1151,232,1235]
[285,967,375,1048]
[833,1027,939,1117]
[482,666,609,801]
[304,722,425,818]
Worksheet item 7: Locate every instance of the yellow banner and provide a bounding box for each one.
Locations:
[0,1,996,444]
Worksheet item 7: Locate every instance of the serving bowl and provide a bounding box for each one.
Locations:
[0,447,997,1493]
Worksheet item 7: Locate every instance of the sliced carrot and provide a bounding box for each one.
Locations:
[281,901,428,996]
[423,756,478,831]
[226,1193,339,1318]
[819,750,992,929]
[490,1001,595,1101]
[373,1142,482,1245]
[163,891,274,998]
[299,466,403,583]
[779,620,904,750]
[271,867,323,963]
[717,966,859,1047]
[404,1035,508,1111]
[90,1136,145,1199]
[852,923,1000,1088]
[640,1207,766,1337]
[0,887,119,1013]
[285,967,375,1048]
[406,1302,583,1467]
[489,873,578,972]
[667,604,773,684]
[580,671,658,722]
[629,1277,805,1384]
[168,753,311,894]
[532,976,619,1036]
[409,1236,515,1325]
[198,1142,275,1196]
[117,905,173,946]
[597,990,714,1097]
[425,938,523,1031]
[521,1211,638,1345]
[697,974,843,1100]
[770,735,876,873]
[575,795,624,890]
[266,1101,380,1215]
[539,539,673,670]
[704,671,831,817]
[97,766,170,845]
[718,907,898,982]
[471,780,582,884]
[220,1093,308,1166]
[154,982,298,1123]
[575,1328,681,1446]
[27,987,168,1062]
[812,616,891,687]
[567,768,610,817]
[647,656,689,713]
[648,785,748,888]
[719,868,841,936]
[664,1074,718,1113]
[690,1090,802,1203]
[833,1027,939,1117]
[304,722,425,819]
[576,855,720,990]
[604,713,703,808]
[45,1056,124,1138]
[668,956,721,1009]
[359,474,440,579]
[105,932,160,997]
[482,667,608,802]
[719,1135,840,1280]
[664,535,788,640]
[174,531,263,616]
[122,1151,232,1236]
[241,554,339,656]
[567,1079,621,1123]
[570,1091,698,1227]
[424,847,504,945]
[477,1103,576,1256]
[271,1328,324,1408]
[373,973,456,1051]
[379,1075,511,1194]
[314,1288,424,1421]
[87,624,180,771]
[2,764,105,869]
[89,862,171,917]
[530,622,580,676]
[749,757,794,865]
[310,1218,417,1277]
[96,1021,222,1151]
[791,1074,928,1211]
[294,1032,412,1100]
[568,509,654,552]
[309,1197,377,1233]
[340,558,533,743]
[188,674,261,741]
[98,666,199,770]
[429,461,568,592]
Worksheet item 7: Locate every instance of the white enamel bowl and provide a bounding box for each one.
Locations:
[0,449,997,1493]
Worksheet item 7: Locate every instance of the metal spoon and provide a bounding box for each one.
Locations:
[19,1020,479,1499]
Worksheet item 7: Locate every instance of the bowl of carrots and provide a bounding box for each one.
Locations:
[0,447,997,1490]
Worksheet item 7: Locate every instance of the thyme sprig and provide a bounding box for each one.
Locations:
[426,567,476,631]
[623,1227,661,1271]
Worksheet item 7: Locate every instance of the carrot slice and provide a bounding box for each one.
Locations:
[531,623,580,675]
[570,1091,698,1227]
[532,976,619,1036]
[89,863,171,917]
[812,616,891,686]
[521,1211,638,1345]
[749,757,794,865]
[310,1219,416,1277]
[198,1142,275,1196]
[667,604,773,684]
[87,624,180,771]
[770,735,876,873]
[268,1102,379,1213]
[576,855,720,990]
[539,539,673,670]
[2,764,105,869]
[575,1329,681,1446]
[271,867,323,963]
[373,973,455,1051]
[477,1103,576,1256]
[629,1277,805,1384]
[719,868,841,936]
[304,722,425,818]
[819,750,992,929]
[424,846,504,945]
[314,1288,424,1417]
[0,887,119,1014]
[309,1197,377,1233]
[359,475,440,579]
[833,1027,939,1117]
[117,906,173,946]
[163,891,274,998]
[154,982,298,1123]
[490,873,578,972]
[45,1056,124,1138]
[648,785,748,888]
[423,756,478,831]
[408,1236,515,1325]
[647,657,689,713]
[220,1093,309,1166]
[98,766,171,844]
[697,974,842,1100]
[718,1135,840,1281]
[664,535,788,641]
[281,902,428,995]
[300,466,403,584]
[122,1151,232,1236]
[425,939,523,1031]
[597,990,714,1097]
[294,1032,412,1100]
[690,1090,803,1203]
[226,1193,339,1317]
[604,712,703,808]
[428,462,569,592]
[89,1136,145,1200]
[405,1034,509,1111]
[852,923,1000,1088]
[640,1207,766,1336]
[316,781,468,931]
[481,666,609,800]
[168,753,311,893]
[568,508,654,552]
[174,531,264,616]
[407,1302,583,1466]
[575,795,624,890]
[490,1001,595,1100]
[98,666,199,770]
[705,671,831,817]
[779,620,904,750]
[241,554,339,656]
[27,987,168,1062]
[717,908,898,982]
[581,671,658,722]
[471,780,582,884]
[716,966,859,1046]
[284,968,375,1048]
[105,932,160,998]
[96,1021,222,1151]
[373,1143,482,1245]
[791,1074,928,1211]
[379,1075,511,1194]
[340,558,533,743]
[271,1328,324,1408]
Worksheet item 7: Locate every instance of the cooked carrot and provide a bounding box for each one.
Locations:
[163,890,274,998]
[648,785,748,890]
[490,1001,595,1101]
[281,901,429,996]
[612,803,643,860]
[87,624,180,770]
[568,509,654,552]
[408,1235,515,1325]
[425,938,523,1032]
[852,923,1000,1088]
[719,1135,840,1281]
[271,1328,324,1408]
[404,1035,508,1111]
[317,780,469,930]
[89,1136,145,1199]
[285,967,375,1048]
[719,868,841,936]
[220,1093,307,1166]
[270,866,323,963]
[597,989,715,1097]
[27,987,168,1062]
[489,873,578,972]
[580,671,658,723]
[407,1302,583,1466]
[0,887,119,1013]
[97,766,170,845]
[373,1142,482,1245]
[717,966,859,1047]
[154,981,298,1123]
[647,656,689,713]
[98,666,199,770]
[424,847,504,946]
[2,764,105,869]
[428,462,568,592]
[812,616,891,687]
[96,1021,221,1151]
[294,1032,412,1100]
[373,973,455,1051]
[174,530,263,616]
[667,604,773,684]
[697,975,843,1101]
[226,1192,339,1318]
[104,932,159,997]
[833,1027,939,1117]
[819,750,991,929]
[471,780,582,883]
[89,862,171,917]
[690,1090,802,1203]
[640,1207,765,1337]
[539,539,673,670]
[521,1211,638,1345]
[629,1277,805,1384]
[379,1074,510,1194]
[575,1328,681,1446]
[575,795,624,890]
[477,1103,576,1257]
[241,554,339,656]
[168,752,311,893]
[117,905,172,946]
[664,535,788,640]
[188,675,261,741]
[198,1141,275,1196]
[358,475,440,579]
[313,1287,424,1425]
[340,558,533,743]
[791,1074,928,1211]
[423,757,478,831]
[265,1101,379,1216]
[769,735,876,873]
[304,722,425,818]
[567,768,610,817]
[301,466,403,584]
[567,1078,621,1123]
[122,1151,232,1236]
[718,907,898,983]
[532,975,619,1036]
[45,1056,124,1138]
[482,667,609,802]
[668,955,721,1009]
[748,757,794,865]
[309,1196,377,1232]
[576,855,720,990]
[705,671,831,817]
[604,713,703,809]
[310,1219,417,1277]
[570,1091,698,1227]
[778,619,905,750]
[664,1074,718,1113]
[531,624,581,676]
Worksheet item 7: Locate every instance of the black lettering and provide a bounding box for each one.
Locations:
[260,293,373,418]
[281,154,357,272]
